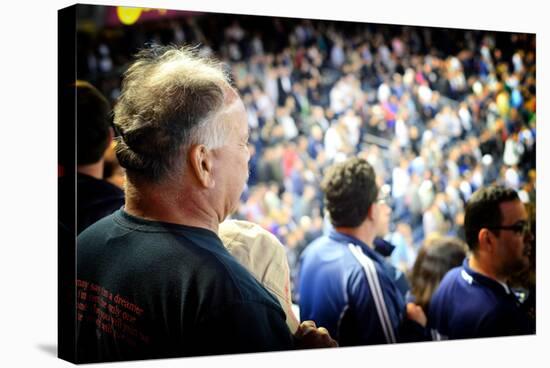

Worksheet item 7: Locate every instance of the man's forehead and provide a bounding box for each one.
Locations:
[221,98,245,119]
[218,97,247,134]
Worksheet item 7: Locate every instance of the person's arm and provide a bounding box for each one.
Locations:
[399,303,430,342]
[406,303,427,327]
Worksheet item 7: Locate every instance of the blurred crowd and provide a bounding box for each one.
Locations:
[78,12,536,302]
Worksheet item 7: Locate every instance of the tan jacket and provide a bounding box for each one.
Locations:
[219,220,300,333]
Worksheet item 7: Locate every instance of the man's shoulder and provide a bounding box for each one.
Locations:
[77,210,120,242]
[188,248,287,329]
[438,265,463,287]
[431,266,470,302]
[431,266,502,317]
[302,234,347,257]
[307,234,333,247]
[300,235,359,277]
[77,213,219,268]
[78,216,277,307]
[437,266,503,301]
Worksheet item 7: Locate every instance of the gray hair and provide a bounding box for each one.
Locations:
[113,45,232,182]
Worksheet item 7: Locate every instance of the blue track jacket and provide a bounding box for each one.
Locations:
[298,229,406,345]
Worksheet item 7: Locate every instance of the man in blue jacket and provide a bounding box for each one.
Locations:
[298,157,425,346]
[428,185,533,339]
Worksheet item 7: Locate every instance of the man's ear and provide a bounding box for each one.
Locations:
[366,203,375,221]
[478,228,495,253]
[188,144,215,188]
[107,127,114,145]
[102,128,114,156]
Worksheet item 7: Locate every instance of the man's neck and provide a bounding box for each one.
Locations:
[468,256,508,284]
[124,180,220,233]
[334,224,375,248]
[77,161,104,179]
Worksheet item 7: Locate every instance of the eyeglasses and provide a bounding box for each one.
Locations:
[486,221,531,236]
[376,194,392,206]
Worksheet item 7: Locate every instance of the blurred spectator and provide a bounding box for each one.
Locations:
[299,158,424,345]
[388,223,417,273]
[407,236,467,313]
[59,80,124,235]
[428,186,534,339]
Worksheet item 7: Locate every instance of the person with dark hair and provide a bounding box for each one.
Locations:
[59,80,125,234]
[428,185,533,340]
[298,157,425,346]
[408,236,467,314]
[76,45,335,363]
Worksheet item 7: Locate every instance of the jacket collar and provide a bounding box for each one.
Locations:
[328,228,386,264]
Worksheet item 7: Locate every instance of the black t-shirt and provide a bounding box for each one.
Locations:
[76,209,293,363]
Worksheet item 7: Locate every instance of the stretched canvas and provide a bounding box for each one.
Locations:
[58,2,536,364]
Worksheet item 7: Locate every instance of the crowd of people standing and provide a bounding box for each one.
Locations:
[77,9,536,313]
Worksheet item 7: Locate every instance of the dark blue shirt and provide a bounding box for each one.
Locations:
[59,173,125,234]
[428,258,532,340]
[298,229,406,346]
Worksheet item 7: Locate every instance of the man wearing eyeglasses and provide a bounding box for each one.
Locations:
[428,185,533,340]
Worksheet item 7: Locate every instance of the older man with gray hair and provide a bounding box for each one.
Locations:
[76,45,335,363]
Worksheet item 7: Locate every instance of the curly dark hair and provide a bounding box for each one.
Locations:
[75,80,111,165]
[464,185,519,251]
[409,236,467,311]
[321,157,377,228]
